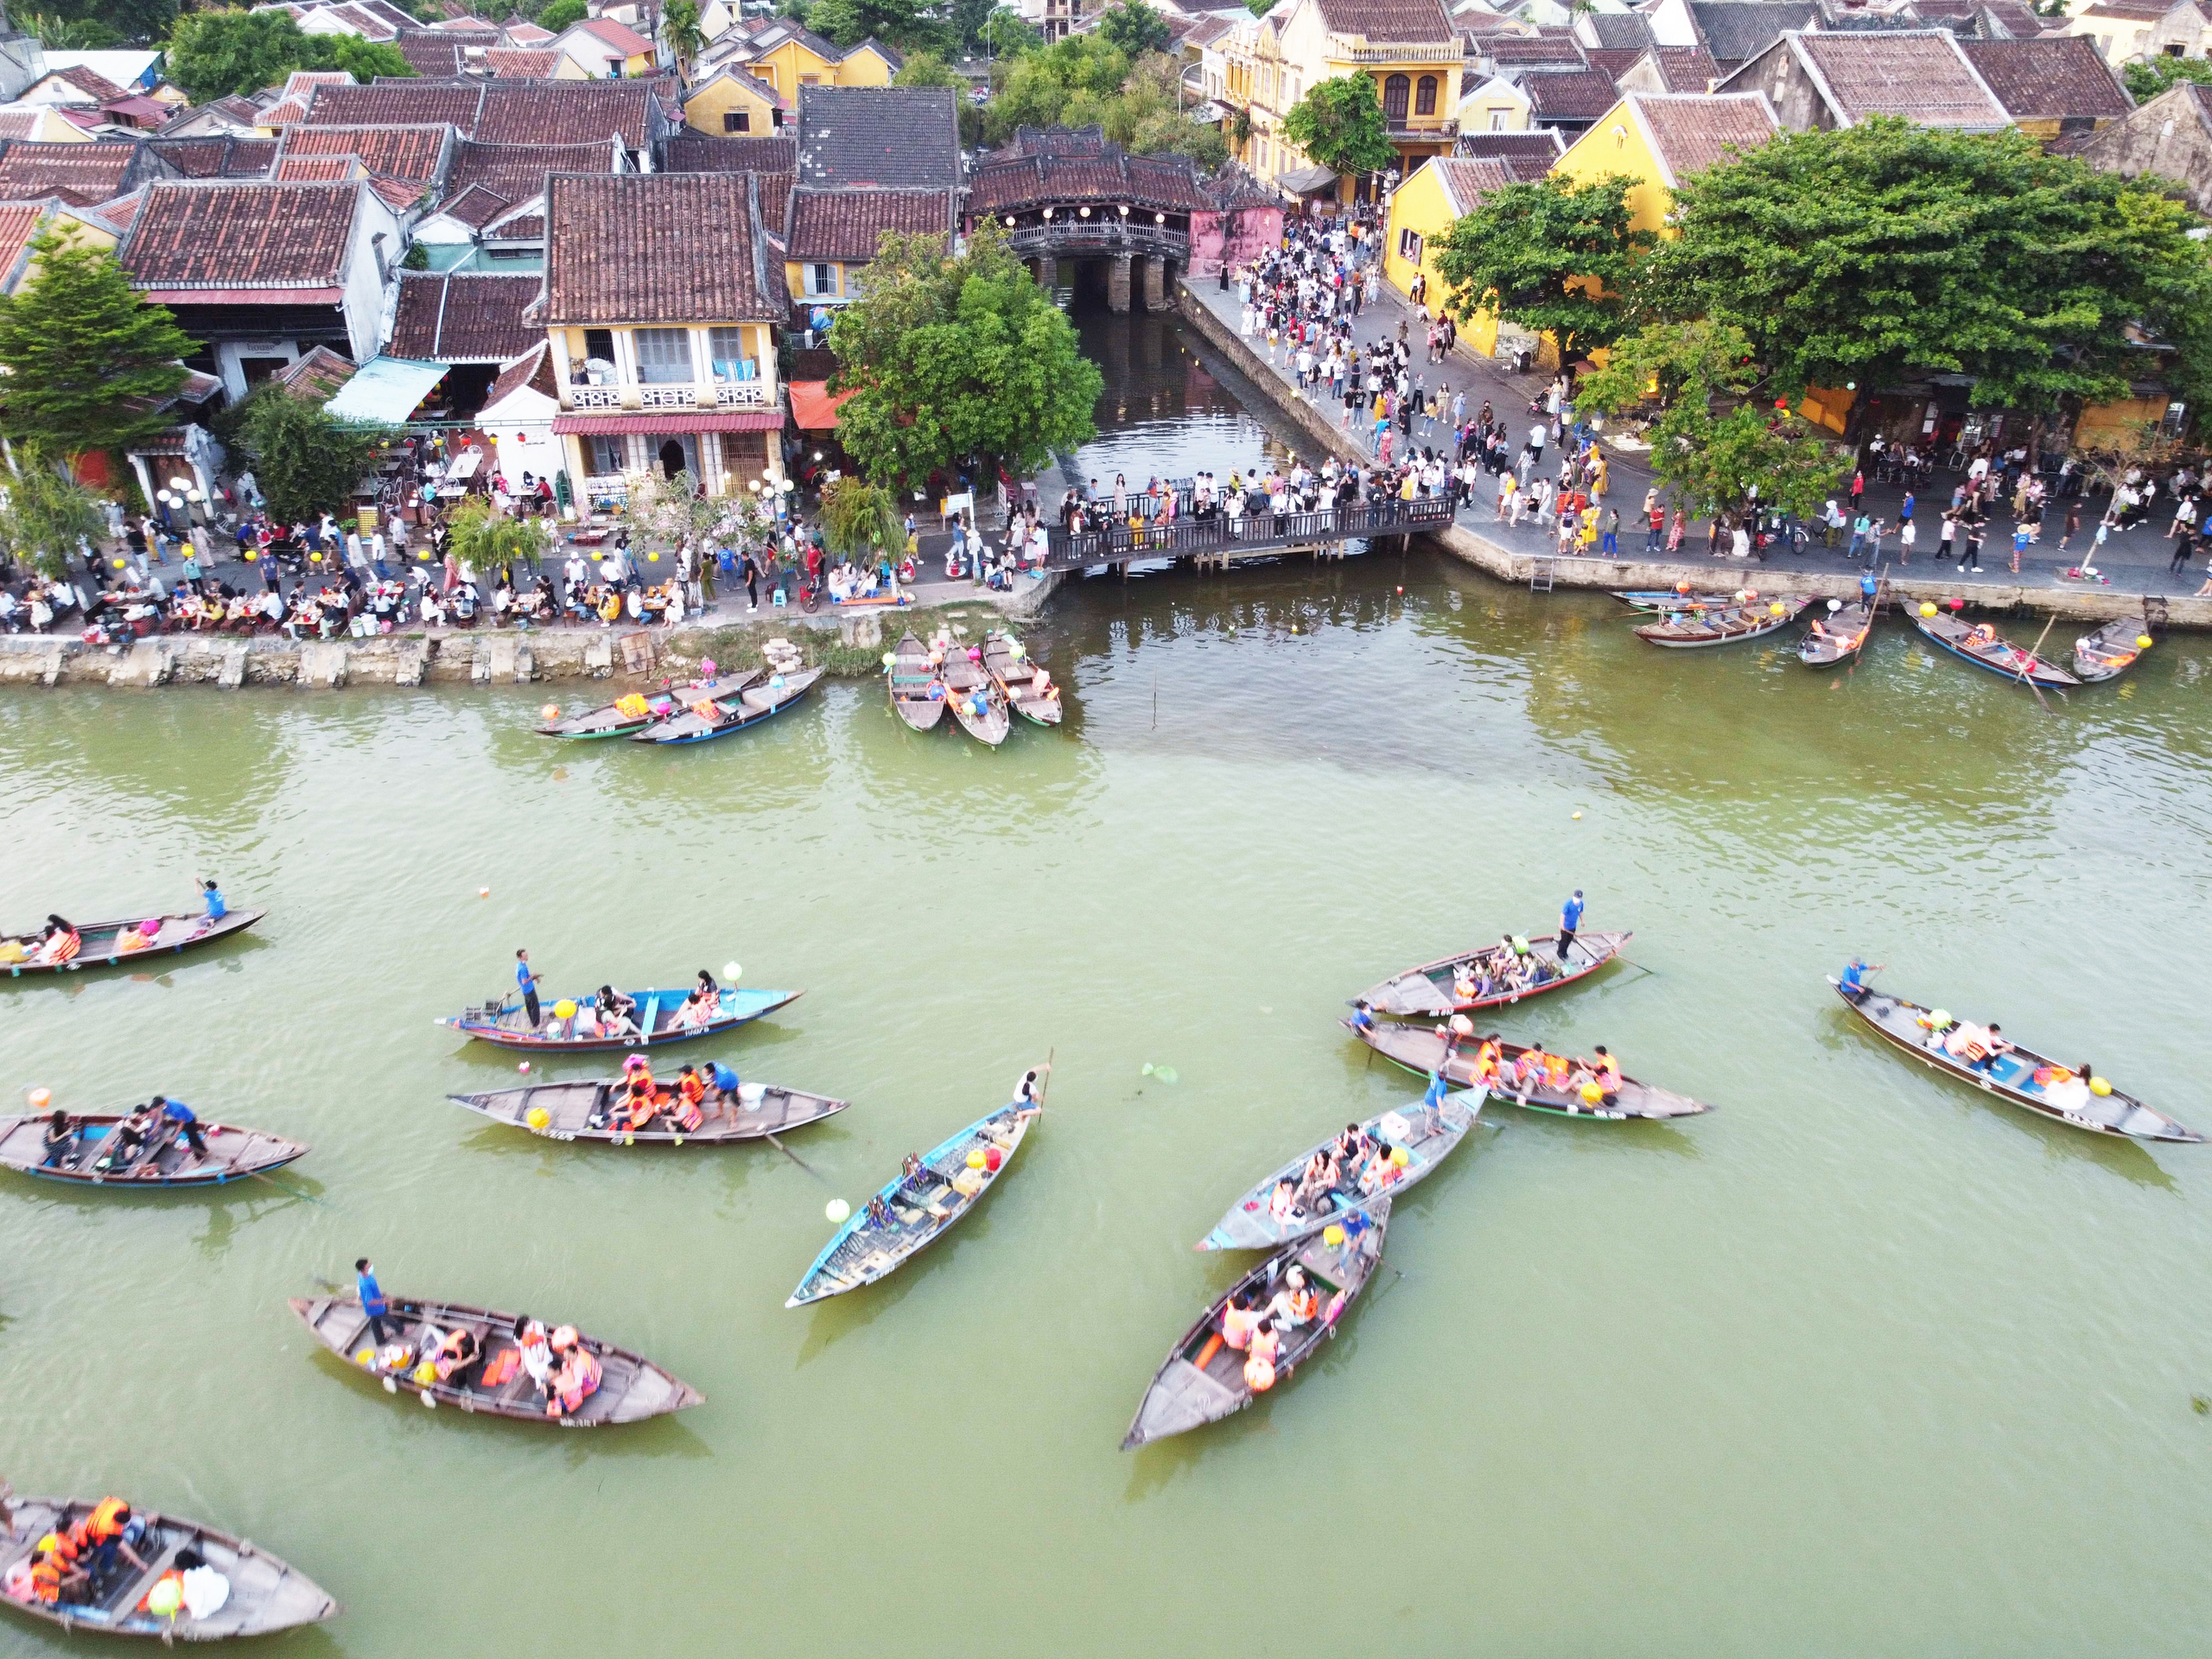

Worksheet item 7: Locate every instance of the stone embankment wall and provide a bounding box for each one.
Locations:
[1174,283,2212,631]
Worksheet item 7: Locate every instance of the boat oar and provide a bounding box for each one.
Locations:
[763,1131,824,1182]
[245,1168,320,1205]
[2011,612,2060,714]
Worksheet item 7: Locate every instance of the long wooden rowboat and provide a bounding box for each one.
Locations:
[1,1496,337,1640]
[1914,613,2080,689]
[1830,978,2201,1143]
[437,983,800,1052]
[1612,589,1738,613]
[888,631,948,732]
[1347,1019,1713,1120]
[1634,597,1810,648]
[2072,620,2151,683]
[0,1113,306,1187]
[1351,929,1630,1019]
[1197,1089,1484,1251]
[288,1293,704,1424]
[1799,600,1873,666]
[982,630,1062,726]
[537,672,760,739]
[3,909,263,979]
[1122,1198,1389,1450]
[787,1100,1039,1306]
[632,667,825,745]
[448,1077,847,1145]
[939,647,1010,747]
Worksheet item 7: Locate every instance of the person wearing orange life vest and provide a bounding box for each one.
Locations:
[1510,1043,1550,1090]
[1591,1046,1623,1104]
[1471,1034,1503,1084]
[28,1535,86,1605]
[1268,1267,1320,1330]
[604,1056,658,1133]
[670,1065,707,1132]
[543,1327,602,1419]
[1243,1316,1281,1392]
[73,1497,148,1585]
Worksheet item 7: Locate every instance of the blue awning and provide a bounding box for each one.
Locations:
[324,356,448,425]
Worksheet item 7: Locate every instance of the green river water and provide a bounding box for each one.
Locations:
[4,319,2212,1657]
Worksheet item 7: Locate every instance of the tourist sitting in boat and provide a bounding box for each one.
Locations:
[1221,1288,1262,1353]
[1471,1034,1504,1084]
[1334,1122,1372,1168]
[668,987,716,1032]
[32,914,79,964]
[671,1066,707,1131]
[514,1317,554,1395]
[1510,1044,1551,1090]
[426,1323,481,1382]
[1452,964,1479,1001]
[1589,1046,1623,1104]
[93,1103,158,1173]
[70,1497,149,1588]
[1243,1318,1281,1391]
[39,1109,79,1167]
[595,986,643,1039]
[606,1059,659,1133]
[113,918,162,952]
[1969,622,1998,649]
[1294,1148,1340,1211]
[1267,1267,1320,1331]
[1944,1021,2012,1071]
[1359,1144,1402,1196]
[543,1327,601,1419]
[20,1535,89,1605]
[1267,1178,1300,1223]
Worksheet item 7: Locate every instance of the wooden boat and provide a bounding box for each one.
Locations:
[1830,978,2201,1142]
[0,1112,306,1188]
[887,631,947,732]
[982,629,1062,726]
[1197,1089,1484,1251]
[1348,1018,1712,1120]
[288,1293,704,1424]
[2072,620,2151,683]
[448,1077,847,1145]
[1122,1198,1389,1449]
[437,983,800,1053]
[938,645,1010,747]
[1633,596,1809,647]
[2,908,262,979]
[1914,613,2080,689]
[536,672,760,739]
[1351,929,1630,1018]
[1798,599,1873,666]
[0,1496,337,1640]
[1612,589,1738,613]
[631,667,825,744]
[787,1099,1039,1306]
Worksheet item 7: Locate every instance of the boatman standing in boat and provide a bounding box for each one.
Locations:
[1558,891,1584,963]
[515,948,543,1030]
[356,1257,396,1345]
[200,878,226,923]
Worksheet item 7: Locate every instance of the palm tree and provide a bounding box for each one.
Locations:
[660,0,705,82]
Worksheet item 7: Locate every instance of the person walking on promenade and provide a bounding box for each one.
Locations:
[1668,508,1687,555]
[2056,499,2082,553]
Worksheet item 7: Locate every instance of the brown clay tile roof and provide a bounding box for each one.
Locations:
[968,134,1212,213]
[0,201,48,284]
[1427,155,1515,213]
[563,14,653,56]
[118,181,361,289]
[473,79,664,145]
[275,155,362,181]
[1641,44,1719,91]
[486,210,542,239]
[302,79,487,130]
[1452,126,1565,177]
[502,20,554,44]
[1687,0,1818,65]
[280,123,453,181]
[84,188,149,235]
[1312,0,1456,42]
[1584,46,1647,79]
[1628,90,1778,184]
[482,339,555,406]
[1523,65,1623,120]
[390,269,542,359]
[1792,29,2008,128]
[45,64,130,102]
[147,136,276,177]
[368,174,428,210]
[664,132,798,173]
[0,139,149,206]
[544,170,779,324]
[0,111,52,140]
[435,138,613,226]
[481,48,561,76]
[796,86,960,190]
[1957,36,2133,121]
[785,186,952,261]
[1486,33,1587,64]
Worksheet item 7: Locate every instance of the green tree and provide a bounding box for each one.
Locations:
[166,9,416,102]
[985,35,1128,140]
[0,226,194,460]
[1659,118,2212,428]
[1577,320,1845,518]
[24,12,125,48]
[1433,174,1654,365]
[817,475,902,558]
[829,219,1103,489]
[1280,73,1396,179]
[326,35,416,81]
[1099,0,1171,55]
[2121,54,2212,101]
[896,53,986,143]
[26,0,170,46]
[444,494,551,573]
[536,0,589,31]
[807,0,953,54]
[226,386,390,526]
[0,450,108,581]
[660,0,704,76]
[976,4,1040,55]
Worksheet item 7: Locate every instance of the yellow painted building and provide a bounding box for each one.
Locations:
[1456,73,1531,133]
[684,64,791,135]
[1550,90,1778,238]
[726,21,899,99]
[1381,156,1512,353]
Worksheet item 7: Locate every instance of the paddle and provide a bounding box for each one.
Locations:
[244,1168,321,1205]
[2010,612,2060,715]
[763,1131,824,1182]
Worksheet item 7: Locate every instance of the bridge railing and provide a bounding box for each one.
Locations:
[1035,494,1455,570]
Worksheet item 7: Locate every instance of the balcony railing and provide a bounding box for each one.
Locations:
[638,384,696,409]
[569,385,621,409]
[715,381,769,406]
[1005,219,1191,260]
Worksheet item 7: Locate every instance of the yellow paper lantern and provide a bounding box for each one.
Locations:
[553,998,577,1020]
[1580,1082,1603,1103]
[413,1361,438,1385]
[2089,1077,2113,1096]
[966,1148,987,1169]
[525,1106,551,1130]
[1769,602,1785,617]
[2136,634,2154,650]
[1920,602,1937,618]
[648,551,659,562]
[1322,1224,1346,1246]
[111,557,125,569]
[354,1346,376,1366]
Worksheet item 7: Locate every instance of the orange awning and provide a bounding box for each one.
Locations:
[789,379,855,431]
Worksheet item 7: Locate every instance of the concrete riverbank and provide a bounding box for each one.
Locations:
[1174,279,2210,632]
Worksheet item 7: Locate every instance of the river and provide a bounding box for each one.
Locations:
[3,313,2210,1656]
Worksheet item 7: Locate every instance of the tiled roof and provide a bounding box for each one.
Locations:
[274,344,360,401]
[0,139,148,206]
[147,136,276,177]
[502,20,554,44]
[1629,90,1778,184]
[1452,125,1565,177]
[118,181,361,289]
[0,201,48,285]
[1486,32,1586,64]
[41,64,130,103]
[260,99,312,129]
[275,155,362,181]
[785,186,952,260]
[1524,65,1622,119]
[442,137,615,213]
[1312,0,1456,42]
[433,181,512,226]
[560,15,653,58]
[389,269,542,359]
[482,339,555,407]
[795,86,960,190]
[1639,44,1719,92]
[395,28,494,75]
[1791,29,2009,128]
[481,48,561,76]
[1584,11,1656,48]
[486,209,542,239]
[0,110,54,140]
[1427,155,1515,213]
[543,169,779,324]
[283,70,358,99]
[302,79,486,129]
[280,123,453,181]
[968,134,1214,212]
[1584,46,1647,79]
[1958,37,2133,120]
[1687,0,1818,64]
[664,132,798,172]
[321,3,403,40]
[474,79,664,145]
[367,174,426,210]
[1180,13,1237,46]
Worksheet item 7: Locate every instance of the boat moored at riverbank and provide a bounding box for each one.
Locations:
[888,632,948,730]
[537,673,760,739]
[1635,597,1810,648]
[1914,613,2080,689]
[1799,599,1873,665]
[631,669,826,744]
[2072,620,2153,683]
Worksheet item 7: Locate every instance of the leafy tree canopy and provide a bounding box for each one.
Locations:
[2121,54,2212,102]
[1280,73,1395,179]
[1433,173,1654,364]
[818,476,903,558]
[223,386,391,526]
[0,225,194,458]
[828,220,1102,489]
[1099,0,1171,55]
[535,0,588,28]
[951,0,1038,53]
[166,9,417,102]
[28,0,171,46]
[895,53,986,143]
[0,451,109,581]
[985,35,1129,140]
[1656,118,2212,418]
[807,0,954,54]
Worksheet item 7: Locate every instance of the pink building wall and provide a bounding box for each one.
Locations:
[1191,206,1284,276]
